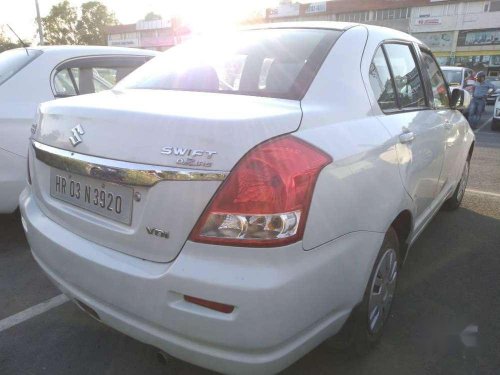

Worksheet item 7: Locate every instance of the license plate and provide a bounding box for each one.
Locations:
[50,169,133,225]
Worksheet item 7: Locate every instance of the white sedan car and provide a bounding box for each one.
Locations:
[494,96,500,131]
[0,46,157,213]
[21,23,474,374]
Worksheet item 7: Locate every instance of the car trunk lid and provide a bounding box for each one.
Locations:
[31,89,302,262]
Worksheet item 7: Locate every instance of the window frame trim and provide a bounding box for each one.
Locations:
[370,40,431,115]
[67,68,80,96]
[417,46,452,110]
[50,54,153,98]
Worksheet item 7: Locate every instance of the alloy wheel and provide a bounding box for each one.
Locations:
[368,248,398,334]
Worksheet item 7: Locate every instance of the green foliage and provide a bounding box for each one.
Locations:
[77,1,118,45]
[144,12,162,21]
[43,0,117,46]
[42,0,78,45]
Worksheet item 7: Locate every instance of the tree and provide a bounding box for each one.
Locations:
[77,1,118,45]
[42,0,78,45]
[42,1,117,46]
[144,12,162,21]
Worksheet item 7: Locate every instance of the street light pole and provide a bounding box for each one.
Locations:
[35,0,44,45]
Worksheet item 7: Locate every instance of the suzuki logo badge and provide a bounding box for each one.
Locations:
[69,124,85,147]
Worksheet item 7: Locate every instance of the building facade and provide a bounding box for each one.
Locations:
[107,19,191,52]
[266,0,500,76]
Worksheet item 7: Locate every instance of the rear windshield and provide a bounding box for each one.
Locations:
[442,70,462,86]
[116,28,342,100]
[0,48,43,86]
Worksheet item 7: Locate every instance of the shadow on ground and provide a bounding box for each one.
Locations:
[1,193,499,375]
[0,212,60,320]
[286,196,500,375]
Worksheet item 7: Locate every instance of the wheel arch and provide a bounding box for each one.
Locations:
[390,210,413,264]
[467,141,475,161]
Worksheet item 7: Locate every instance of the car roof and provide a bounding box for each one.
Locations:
[247,21,356,31]
[246,21,423,44]
[25,45,158,56]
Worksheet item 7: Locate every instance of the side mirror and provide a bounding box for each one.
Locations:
[450,88,467,110]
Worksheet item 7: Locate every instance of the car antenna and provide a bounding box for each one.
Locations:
[7,24,29,56]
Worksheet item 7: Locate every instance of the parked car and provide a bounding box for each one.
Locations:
[441,66,475,89]
[493,96,500,131]
[485,78,500,104]
[441,66,474,115]
[20,23,474,375]
[0,46,158,213]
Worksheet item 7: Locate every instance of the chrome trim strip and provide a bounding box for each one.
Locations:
[32,141,228,186]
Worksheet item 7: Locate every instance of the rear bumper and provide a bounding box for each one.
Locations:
[0,148,26,213]
[20,186,384,374]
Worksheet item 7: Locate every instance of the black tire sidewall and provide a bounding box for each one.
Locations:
[492,118,500,131]
[351,227,400,353]
[443,159,469,211]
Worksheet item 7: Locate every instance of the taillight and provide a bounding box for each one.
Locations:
[190,135,332,247]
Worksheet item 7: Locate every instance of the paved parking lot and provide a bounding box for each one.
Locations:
[1,107,499,375]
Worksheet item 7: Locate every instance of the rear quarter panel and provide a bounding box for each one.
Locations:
[298,25,413,251]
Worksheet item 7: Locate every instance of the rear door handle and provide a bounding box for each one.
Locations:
[399,131,415,144]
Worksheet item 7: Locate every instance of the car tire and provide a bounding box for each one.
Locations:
[329,227,400,355]
[492,118,500,131]
[442,159,470,211]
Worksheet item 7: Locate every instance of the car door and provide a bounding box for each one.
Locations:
[52,55,151,98]
[418,48,466,194]
[370,42,446,231]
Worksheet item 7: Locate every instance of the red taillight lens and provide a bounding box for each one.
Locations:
[190,135,332,247]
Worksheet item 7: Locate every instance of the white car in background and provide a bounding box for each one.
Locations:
[493,96,500,131]
[441,66,475,90]
[441,66,473,116]
[0,46,157,213]
[21,23,474,374]
[485,78,500,105]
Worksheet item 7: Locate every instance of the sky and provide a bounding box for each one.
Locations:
[0,0,285,43]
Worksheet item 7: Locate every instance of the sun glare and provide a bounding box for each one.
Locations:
[155,0,278,34]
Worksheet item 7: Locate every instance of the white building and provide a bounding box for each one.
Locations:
[266,0,500,76]
[411,1,500,75]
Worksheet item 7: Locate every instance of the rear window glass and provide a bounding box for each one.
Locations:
[0,48,43,86]
[116,29,342,100]
[442,70,462,86]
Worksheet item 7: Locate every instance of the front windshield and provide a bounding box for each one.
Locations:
[442,69,462,86]
[117,29,341,100]
[0,48,43,86]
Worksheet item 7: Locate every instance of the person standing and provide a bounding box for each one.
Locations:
[468,71,495,129]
